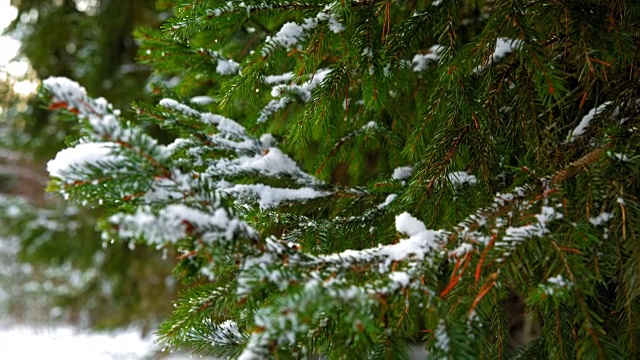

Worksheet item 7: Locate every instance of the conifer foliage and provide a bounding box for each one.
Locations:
[42,0,639,358]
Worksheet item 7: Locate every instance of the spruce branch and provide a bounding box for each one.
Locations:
[37,0,640,358]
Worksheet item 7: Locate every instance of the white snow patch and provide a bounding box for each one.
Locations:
[435,319,450,353]
[566,102,612,143]
[315,212,444,271]
[377,194,397,209]
[264,72,294,84]
[263,6,344,54]
[211,320,244,346]
[396,212,428,237]
[447,171,477,186]
[47,142,118,179]
[265,18,317,52]
[493,38,522,61]
[547,274,568,287]
[500,206,562,245]
[473,38,522,73]
[42,77,112,118]
[258,69,331,123]
[411,45,444,72]
[589,212,612,226]
[206,147,315,183]
[392,166,413,181]
[160,98,247,137]
[362,121,377,130]
[388,271,411,289]
[542,274,572,295]
[239,147,300,175]
[257,98,291,123]
[0,326,156,360]
[111,204,256,247]
[270,68,331,102]
[327,16,345,33]
[190,96,215,105]
[388,213,442,262]
[219,182,328,209]
[450,243,473,257]
[216,58,240,75]
[159,98,199,117]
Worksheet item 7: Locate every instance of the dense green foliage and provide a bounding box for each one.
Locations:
[42,0,639,358]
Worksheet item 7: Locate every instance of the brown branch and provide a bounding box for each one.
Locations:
[551,146,608,185]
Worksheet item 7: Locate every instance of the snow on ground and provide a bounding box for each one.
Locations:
[0,326,154,359]
[0,324,214,359]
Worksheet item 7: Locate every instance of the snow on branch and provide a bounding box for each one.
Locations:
[492,38,522,62]
[159,98,298,182]
[236,255,435,359]
[474,38,522,73]
[206,320,245,346]
[217,182,328,209]
[540,274,572,296]
[43,77,170,185]
[261,5,344,56]
[258,69,332,123]
[256,97,292,124]
[392,166,413,181]
[296,212,446,272]
[238,277,374,360]
[109,203,257,249]
[444,184,564,263]
[447,171,477,187]
[157,97,329,204]
[565,101,612,143]
[43,77,158,152]
[499,205,563,246]
[447,186,531,257]
[236,212,442,302]
[43,77,112,118]
[206,147,321,185]
[47,142,120,180]
[264,72,294,84]
[411,45,444,72]
[589,212,612,226]
[215,58,240,76]
[435,319,450,355]
[269,69,332,102]
[264,18,318,53]
[159,98,247,140]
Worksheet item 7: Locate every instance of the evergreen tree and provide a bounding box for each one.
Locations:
[41,0,639,358]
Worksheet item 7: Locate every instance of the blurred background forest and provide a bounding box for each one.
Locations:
[0,0,178,335]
